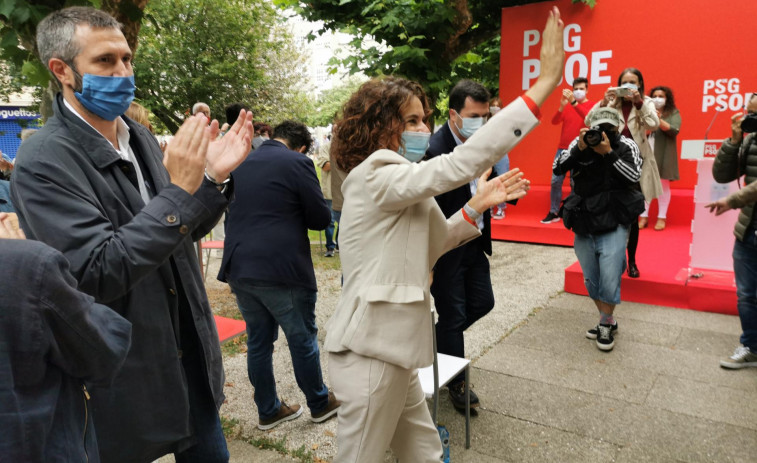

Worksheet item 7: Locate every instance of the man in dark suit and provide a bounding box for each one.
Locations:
[219,120,340,430]
[427,80,499,412]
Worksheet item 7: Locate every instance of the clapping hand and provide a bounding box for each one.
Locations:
[0,212,25,240]
[205,109,254,183]
[163,114,213,194]
[560,89,573,108]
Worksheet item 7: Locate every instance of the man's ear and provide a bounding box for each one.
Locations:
[448,108,456,121]
[49,58,73,89]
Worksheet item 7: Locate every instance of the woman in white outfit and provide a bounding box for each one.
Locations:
[322,7,566,463]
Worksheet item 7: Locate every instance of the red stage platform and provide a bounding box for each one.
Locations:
[491,186,737,315]
[214,315,247,343]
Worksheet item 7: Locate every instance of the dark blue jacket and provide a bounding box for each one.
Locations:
[426,122,493,256]
[0,239,131,463]
[11,94,229,462]
[219,140,330,290]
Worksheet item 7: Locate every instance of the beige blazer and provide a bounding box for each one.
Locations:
[324,97,539,370]
[316,141,332,200]
[587,96,662,201]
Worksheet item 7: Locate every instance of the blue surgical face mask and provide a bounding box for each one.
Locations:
[621,82,639,91]
[453,110,485,138]
[73,72,136,121]
[398,131,430,162]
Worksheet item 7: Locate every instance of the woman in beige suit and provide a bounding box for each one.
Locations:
[323,7,565,463]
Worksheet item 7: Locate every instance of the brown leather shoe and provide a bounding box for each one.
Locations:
[638,217,648,229]
[654,218,666,231]
[258,402,302,430]
[310,391,341,423]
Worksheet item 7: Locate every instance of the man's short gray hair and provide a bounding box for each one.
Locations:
[192,102,210,115]
[36,7,122,77]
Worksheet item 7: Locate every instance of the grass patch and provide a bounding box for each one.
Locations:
[220,415,241,439]
[220,334,248,356]
[245,436,322,463]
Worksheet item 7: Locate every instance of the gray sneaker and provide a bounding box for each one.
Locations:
[720,345,757,369]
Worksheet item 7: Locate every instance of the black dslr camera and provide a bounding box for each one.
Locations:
[583,126,603,147]
[741,113,757,133]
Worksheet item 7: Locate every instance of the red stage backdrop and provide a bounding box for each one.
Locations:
[499,0,757,188]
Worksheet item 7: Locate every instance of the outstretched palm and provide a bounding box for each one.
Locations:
[206,110,254,181]
[473,168,531,211]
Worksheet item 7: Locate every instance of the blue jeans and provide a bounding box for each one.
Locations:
[550,149,568,214]
[573,225,629,305]
[733,228,757,350]
[229,279,329,420]
[494,155,510,209]
[174,351,229,463]
[325,200,336,251]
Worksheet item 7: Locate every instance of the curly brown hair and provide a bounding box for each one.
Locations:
[332,77,430,173]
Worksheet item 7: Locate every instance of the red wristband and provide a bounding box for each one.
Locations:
[461,209,477,227]
[521,94,541,119]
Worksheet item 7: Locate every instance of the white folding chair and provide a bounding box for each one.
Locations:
[417,309,471,449]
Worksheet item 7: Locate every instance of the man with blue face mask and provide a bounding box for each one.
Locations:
[10,7,254,463]
[425,79,498,413]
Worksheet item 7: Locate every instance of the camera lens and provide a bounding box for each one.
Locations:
[741,114,757,134]
[583,127,603,147]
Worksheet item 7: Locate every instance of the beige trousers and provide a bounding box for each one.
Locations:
[329,351,442,463]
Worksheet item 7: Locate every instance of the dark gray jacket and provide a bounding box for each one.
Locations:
[10,94,229,462]
[0,239,131,463]
[713,134,757,241]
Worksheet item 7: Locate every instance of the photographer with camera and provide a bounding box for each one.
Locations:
[707,93,757,369]
[554,107,643,352]
[587,68,660,278]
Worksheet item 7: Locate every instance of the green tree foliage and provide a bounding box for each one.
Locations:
[135,0,312,132]
[275,0,596,120]
[305,75,367,127]
[0,0,148,116]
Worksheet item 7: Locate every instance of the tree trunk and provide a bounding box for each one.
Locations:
[102,0,149,52]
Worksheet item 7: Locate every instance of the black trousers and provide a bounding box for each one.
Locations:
[431,241,495,385]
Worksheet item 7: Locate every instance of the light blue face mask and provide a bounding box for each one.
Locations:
[453,110,485,138]
[621,82,639,91]
[398,131,430,162]
[74,73,136,121]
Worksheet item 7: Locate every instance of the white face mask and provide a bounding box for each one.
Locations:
[573,89,586,101]
[489,106,501,115]
[652,97,666,109]
[453,110,485,139]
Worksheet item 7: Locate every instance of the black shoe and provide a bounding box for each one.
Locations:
[540,212,560,224]
[448,381,479,410]
[596,324,616,351]
[627,262,640,278]
[586,322,618,340]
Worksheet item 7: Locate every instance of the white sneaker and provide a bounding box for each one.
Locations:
[720,345,757,369]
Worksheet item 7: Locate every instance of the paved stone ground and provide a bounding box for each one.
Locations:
[161,239,756,462]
